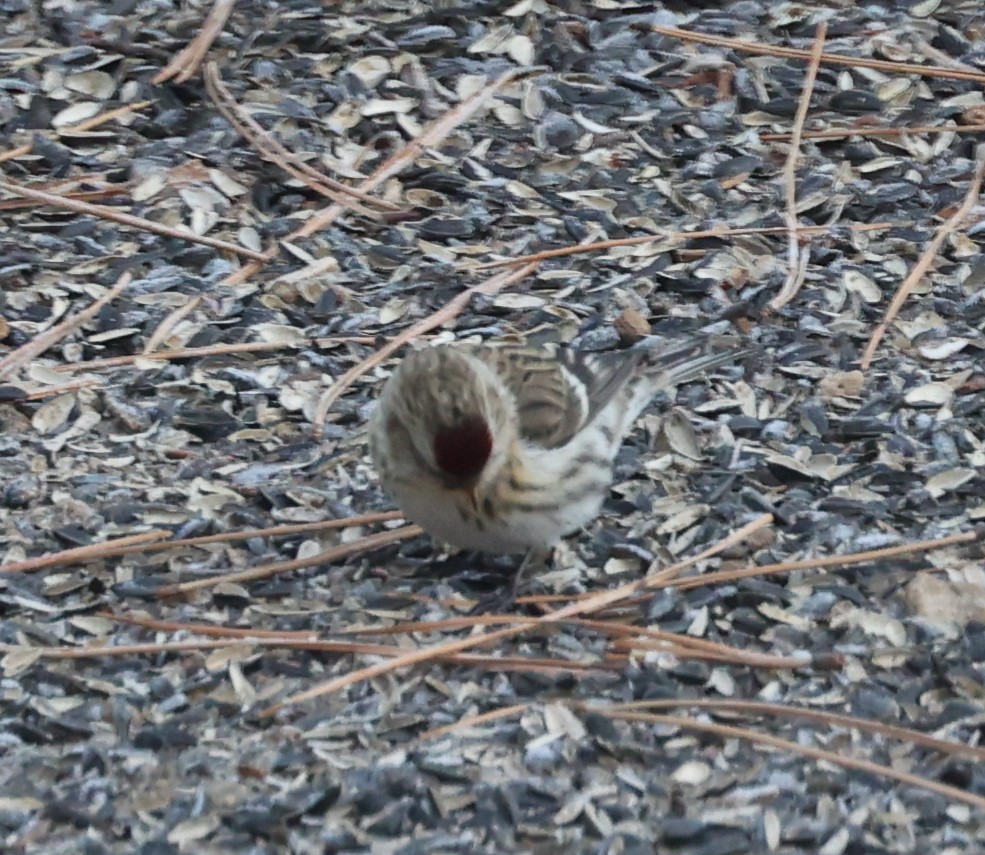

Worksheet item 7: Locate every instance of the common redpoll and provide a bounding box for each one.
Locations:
[368,335,753,557]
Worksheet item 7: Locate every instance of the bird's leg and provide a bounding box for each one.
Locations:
[510,546,551,601]
[468,547,552,614]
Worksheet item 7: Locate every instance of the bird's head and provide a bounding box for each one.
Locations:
[370,345,516,492]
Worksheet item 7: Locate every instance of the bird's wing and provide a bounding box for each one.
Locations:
[634,335,757,386]
[470,342,641,449]
[472,336,757,449]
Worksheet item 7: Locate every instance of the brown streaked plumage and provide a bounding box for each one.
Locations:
[368,335,754,555]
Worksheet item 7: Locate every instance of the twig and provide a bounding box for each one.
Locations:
[2,510,405,573]
[257,625,520,717]
[605,636,809,669]
[354,614,812,670]
[2,530,170,574]
[422,704,531,740]
[0,637,610,677]
[312,260,541,431]
[425,696,985,766]
[770,22,826,312]
[0,178,268,262]
[99,614,614,676]
[260,514,977,716]
[0,271,133,381]
[102,612,317,640]
[143,295,203,353]
[467,221,892,271]
[204,67,535,293]
[761,122,985,142]
[287,66,541,241]
[0,187,129,210]
[153,0,235,84]
[0,101,152,164]
[105,511,405,559]
[23,379,105,400]
[203,63,397,216]
[861,147,985,369]
[156,525,423,596]
[255,515,773,716]
[552,530,977,613]
[650,24,985,84]
[53,335,376,373]
[597,698,985,761]
[64,101,154,133]
[549,516,775,620]
[659,529,978,592]
[914,36,985,74]
[607,709,985,811]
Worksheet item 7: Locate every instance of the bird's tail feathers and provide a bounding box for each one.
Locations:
[637,335,757,388]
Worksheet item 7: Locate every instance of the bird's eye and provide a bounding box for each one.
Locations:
[432,416,492,483]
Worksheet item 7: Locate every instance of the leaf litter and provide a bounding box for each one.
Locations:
[2,1,985,852]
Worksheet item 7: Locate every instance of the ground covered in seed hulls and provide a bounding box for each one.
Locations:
[2,1,985,853]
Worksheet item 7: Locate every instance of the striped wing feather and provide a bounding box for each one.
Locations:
[470,342,641,449]
[470,337,754,451]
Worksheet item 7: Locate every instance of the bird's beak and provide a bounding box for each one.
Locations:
[443,478,480,511]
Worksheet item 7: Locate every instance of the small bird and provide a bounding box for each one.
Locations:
[368,334,753,565]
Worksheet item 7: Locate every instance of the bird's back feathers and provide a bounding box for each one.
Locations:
[464,341,640,449]
[465,336,753,452]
